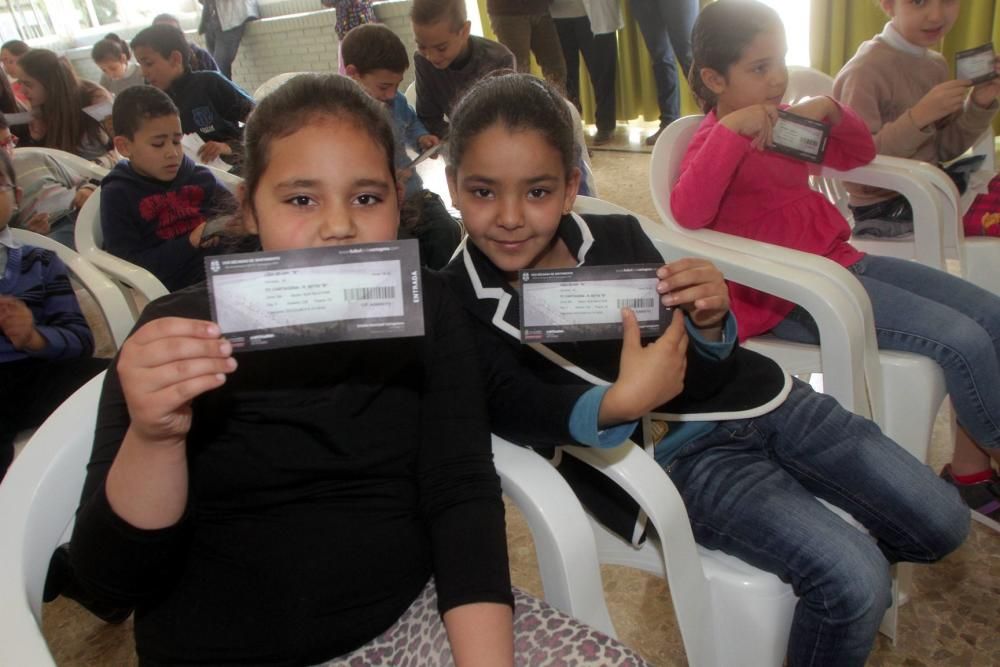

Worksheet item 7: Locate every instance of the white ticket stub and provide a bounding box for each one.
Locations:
[82,101,113,122]
[769,110,829,163]
[3,112,31,126]
[520,264,669,343]
[956,43,997,85]
[205,239,423,351]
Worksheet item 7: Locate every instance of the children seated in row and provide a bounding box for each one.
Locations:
[16,49,115,165]
[0,40,31,108]
[0,149,107,480]
[410,0,515,138]
[91,34,145,96]
[64,73,649,666]
[834,0,1000,237]
[100,86,238,291]
[670,0,1000,526]
[130,24,254,169]
[443,72,968,667]
[0,116,98,249]
[152,13,221,74]
[341,23,461,269]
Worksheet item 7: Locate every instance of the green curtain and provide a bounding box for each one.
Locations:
[809,0,1000,133]
[475,0,706,124]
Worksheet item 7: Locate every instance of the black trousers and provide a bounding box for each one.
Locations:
[554,16,618,133]
[0,356,108,480]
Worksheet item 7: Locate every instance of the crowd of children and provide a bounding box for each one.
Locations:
[2,0,999,665]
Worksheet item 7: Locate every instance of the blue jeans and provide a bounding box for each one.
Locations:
[667,380,968,667]
[626,0,697,125]
[205,22,246,80]
[773,255,1000,449]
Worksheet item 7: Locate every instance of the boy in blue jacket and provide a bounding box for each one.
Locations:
[100,86,238,291]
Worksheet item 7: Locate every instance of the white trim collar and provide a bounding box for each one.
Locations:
[879,21,929,58]
[0,226,19,250]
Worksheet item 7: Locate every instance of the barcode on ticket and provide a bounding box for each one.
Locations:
[344,285,396,301]
[617,297,655,309]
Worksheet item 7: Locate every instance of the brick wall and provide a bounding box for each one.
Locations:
[64,0,417,98]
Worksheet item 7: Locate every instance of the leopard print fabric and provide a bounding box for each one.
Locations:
[319,580,651,666]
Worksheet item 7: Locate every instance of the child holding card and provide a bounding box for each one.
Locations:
[100,86,240,292]
[130,24,254,171]
[834,0,1000,237]
[671,0,1000,526]
[443,72,968,666]
[61,73,648,666]
[16,49,115,164]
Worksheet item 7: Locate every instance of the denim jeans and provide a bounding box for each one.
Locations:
[626,0,697,125]
[773,254,1000,449]
[666,379,969,667]
[204,22,246,80]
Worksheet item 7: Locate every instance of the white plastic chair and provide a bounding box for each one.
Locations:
[13,147,111,181]
[253,72,309,100]
[10,229,134,349]
[73,187,169,316]
[649,116,946,467]
[786,66,1000,294]
[567,195,912,665]
[0,373,617,665]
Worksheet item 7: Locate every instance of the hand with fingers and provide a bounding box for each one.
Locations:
[720,104,779,151]
[598,308,688,426]
[657,258,730,337]
[911,79,971,128]
[117,317,238,448]
[0,295,46,351]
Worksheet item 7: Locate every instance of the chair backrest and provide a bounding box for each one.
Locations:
[253,72,309,100]
[14,147,111,181]
[73,187,170,311]
[404,81,416,109]
[10,229,134,348]
[782,65,834,104]
[0,371,105,667]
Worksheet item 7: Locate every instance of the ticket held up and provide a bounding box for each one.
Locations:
[205,239,424,352]
[956,43,998,85]
[519,264,670,343]
[768,110,829,163]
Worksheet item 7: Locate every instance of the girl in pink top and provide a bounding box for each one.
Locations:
[670,0,1000,529]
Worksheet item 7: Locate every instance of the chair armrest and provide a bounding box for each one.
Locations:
[818,156,948,269]
[491,436,616,637]
[562,442,714,667]
[575,197,878,419]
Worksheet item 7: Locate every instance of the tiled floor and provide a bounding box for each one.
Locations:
[39,140,1000,666]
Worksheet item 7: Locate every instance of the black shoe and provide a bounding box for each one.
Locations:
[645,125,667,146]
[43,544,133,624]
[593,128,614,146]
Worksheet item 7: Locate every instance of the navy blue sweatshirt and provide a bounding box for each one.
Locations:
[100,156,237,291]
[167,70,254,145]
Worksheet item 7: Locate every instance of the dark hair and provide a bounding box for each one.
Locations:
[446,72,577,176]
[152,13,181,28]
[131,24,191,72]
[0,40,29,57]
[0,63,20,114]
[241,74,396,217]
[410,0,466,30]
[18,49,110,154]
[689,0,783,112]
[0,114,8,131]
[112,85,178,139]
[91,33,132,64]
[341,24,410,75]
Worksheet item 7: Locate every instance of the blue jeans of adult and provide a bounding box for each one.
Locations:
[666,379,969,667]
[204,21,246,80]
[626,0,697,126]
[773,254,1000,450]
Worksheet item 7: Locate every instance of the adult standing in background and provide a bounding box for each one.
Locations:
[629,0,697,145]
[197,0,259,80]
[487,0,567,90]
[551,0,622,145]
[153,14,222,74]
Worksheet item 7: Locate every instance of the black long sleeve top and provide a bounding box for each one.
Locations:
[69,272,512,666]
